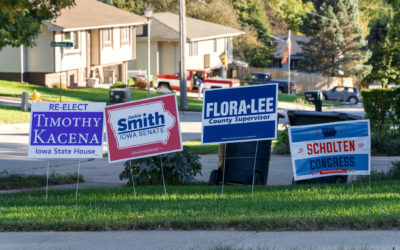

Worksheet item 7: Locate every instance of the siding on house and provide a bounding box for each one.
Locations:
[0,47,22,73]
[129,41,159,75]
[25,26,54,73]
[100,28,134,65]
[54,31,86,72]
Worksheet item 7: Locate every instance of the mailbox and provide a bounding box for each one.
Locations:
[304,90,323,111]
[109,88,131,103]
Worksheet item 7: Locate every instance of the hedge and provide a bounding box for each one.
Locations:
[361,88,400,130]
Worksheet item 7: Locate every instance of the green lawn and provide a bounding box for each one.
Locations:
[0,80,202,110]
[0,105,31,123]
[183,140,218,155]
[0,181,399,231]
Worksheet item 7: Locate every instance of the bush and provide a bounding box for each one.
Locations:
[51,82,67,90]
[134,77,147,89]
[361,88,400,131]
[110,81,126,89]
[272,128,290,154]
[357,161,400,182]
[120,146,202,185]
[128,77,135,86]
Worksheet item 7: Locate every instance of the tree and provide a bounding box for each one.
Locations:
[364,18,392,86]
[268,0,314,34]
[384,0,400,84]
[299,0,371,78]
[0,0,75,50]
[231,0,275,67]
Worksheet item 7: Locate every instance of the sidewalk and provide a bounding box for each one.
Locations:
[1,230,400,250]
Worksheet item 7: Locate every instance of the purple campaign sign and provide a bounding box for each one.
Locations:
[30,112,103,146]
[28,102,106,159]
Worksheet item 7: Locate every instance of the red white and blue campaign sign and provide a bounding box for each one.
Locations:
[28,102,106,158]
[201,84,278,144]
[289,120,371,181]
[105,94,182,163]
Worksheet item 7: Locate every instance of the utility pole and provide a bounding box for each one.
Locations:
[288,30,291,95]
[179,0,188,110]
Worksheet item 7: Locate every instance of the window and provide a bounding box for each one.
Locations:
[189,42,198,57]
[103,28,112,44]
[213,39,217,52]
[335,87,346,92]
[63,31,79,50]
[121,27,129,42]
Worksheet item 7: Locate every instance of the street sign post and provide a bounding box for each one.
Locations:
[50,41,73,48]
[50,41,73,101]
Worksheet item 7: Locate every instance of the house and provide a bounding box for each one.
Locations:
[272,35,310,71]
[0,0,146,87]
[130,12,245,76]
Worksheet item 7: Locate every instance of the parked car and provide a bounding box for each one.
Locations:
[244,72,296,94]
[321,86,361,104]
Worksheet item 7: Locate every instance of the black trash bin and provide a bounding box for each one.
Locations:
[209,140,271,185]
[287,110,362,184]
[109,88,131,103]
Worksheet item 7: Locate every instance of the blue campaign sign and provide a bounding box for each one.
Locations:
[201,84,278,144]
[288,120,371,181]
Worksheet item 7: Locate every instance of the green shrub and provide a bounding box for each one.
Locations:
[51,82,67,90]
[357,161,400,182]
[361,88,399,131]
[110,81,126,89]
[128,77,135,86]
[272,128,290,154]
[120,146,202,185]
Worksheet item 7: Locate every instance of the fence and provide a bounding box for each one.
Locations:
[236,67,355,93]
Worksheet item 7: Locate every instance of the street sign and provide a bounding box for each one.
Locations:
[105,94,182,163]
[50,41,73,48]
[201,84,278,144]
[289,120,371,181]
[28,102,106,159]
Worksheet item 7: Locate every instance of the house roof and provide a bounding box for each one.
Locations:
[273,35,310,58]
[44,0,146,32]
[138,12,245,42]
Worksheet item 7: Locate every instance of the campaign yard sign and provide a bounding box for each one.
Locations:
[289,120,370,181]
[105,94,182,163]
[28,102,106,158]
[202,84,278,144]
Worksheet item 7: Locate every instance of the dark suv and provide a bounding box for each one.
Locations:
[245,72,295,94]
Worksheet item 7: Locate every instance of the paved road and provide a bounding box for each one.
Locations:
[1,111,399,193]
[1,230,400,250]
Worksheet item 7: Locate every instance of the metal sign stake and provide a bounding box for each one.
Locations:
[75,159,81,200]
[59,47,63,102]
[251,141,259,199]
[129,161,136,199]
[160,155,167,196]
[221,143,227,198]
[45,160,50,201]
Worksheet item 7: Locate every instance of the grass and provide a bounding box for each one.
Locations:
[0,172,84,189]
[0,105,31,123]
[1,181,400,231]
[0,80,203,111]
[183,140,218,155]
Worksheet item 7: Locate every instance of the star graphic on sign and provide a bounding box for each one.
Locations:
[247,104,251,109]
